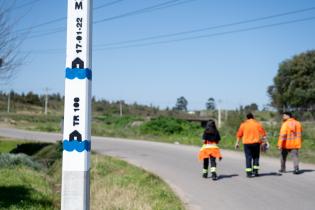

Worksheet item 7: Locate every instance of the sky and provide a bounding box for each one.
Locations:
[1,0,315,110]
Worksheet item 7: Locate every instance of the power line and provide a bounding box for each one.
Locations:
[16,17,66,33]
[94,16,315,51]
[11,0,41,10]
[25,27,65,39]
[23,15,315,54]
[94,0,125,10]
[1,0,41,14]
[18,4,315,42]
[14,0,196,35]
[95,6,315,47]
[94,0,198,24]
[14,0,127,33]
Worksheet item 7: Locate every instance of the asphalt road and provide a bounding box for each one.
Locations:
[1,127,315,210]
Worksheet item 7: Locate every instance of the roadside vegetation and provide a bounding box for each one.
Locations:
[1,49,315,165]
[0,138,61,210]
[1,110,315,164]
[0,138,184,210]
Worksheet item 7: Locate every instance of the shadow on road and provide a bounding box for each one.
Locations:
[299,169,315,174]
[258,172,282,177]
[217,174,239,180]
[285,169,315,174]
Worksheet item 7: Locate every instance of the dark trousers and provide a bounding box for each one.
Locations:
[244,143,260,171]
[203,156,216,172]
[280,149,299,170]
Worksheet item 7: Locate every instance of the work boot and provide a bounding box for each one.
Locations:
[202,172,208,178]
[278,169,286,173]
[253,169,259,177]
[246,172,253,178]
[211,172,218,181]
[293,168,300,175]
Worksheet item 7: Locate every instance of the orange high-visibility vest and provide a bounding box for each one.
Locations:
[278,118,302,149]
[198,142,222,160]
[236,119,266,144]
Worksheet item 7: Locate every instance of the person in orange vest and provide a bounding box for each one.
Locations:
[198,119,222,181]
[278,111,302,174]
[235,113,267,177]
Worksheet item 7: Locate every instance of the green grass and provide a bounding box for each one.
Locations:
[0,139,184,210]
[0,167,56,210]
[0,113,62,132]
[0,140,61,210]
[0,138,26,153]
[91,155,184,210]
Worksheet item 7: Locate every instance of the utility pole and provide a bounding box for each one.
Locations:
[7,91,10,113]
[61,0,93,210]
[217,99,222,128]
[218,107,221,128]
[120,100,123,117]
[44,87,50,115]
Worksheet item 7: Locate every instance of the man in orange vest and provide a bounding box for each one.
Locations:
[278,111,302,174]
[235,113,267,177]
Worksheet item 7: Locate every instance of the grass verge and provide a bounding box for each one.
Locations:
[0,137,26,153]
[0,139,184,210]
[91,155,184,210]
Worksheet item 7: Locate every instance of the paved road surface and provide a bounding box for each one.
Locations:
[1,127,315,210]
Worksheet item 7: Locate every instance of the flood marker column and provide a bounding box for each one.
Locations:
[61,0,93,209]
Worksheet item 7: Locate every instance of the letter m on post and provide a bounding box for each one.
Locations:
[75,1,83,10]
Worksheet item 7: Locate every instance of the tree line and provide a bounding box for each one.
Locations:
[0,91,264,121]
[173,96,259,113]
[0,91,188,117]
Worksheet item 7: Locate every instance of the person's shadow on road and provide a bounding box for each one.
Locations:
[257,172,282,177]
[286,169,315,174]
[258,169,314,176]
[217,174,239,180]
[299,169,315,174]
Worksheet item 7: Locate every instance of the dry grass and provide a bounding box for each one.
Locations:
[90,155,184,210]
[92,184,151,210]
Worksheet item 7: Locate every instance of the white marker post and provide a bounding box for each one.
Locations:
[62,0,93,209]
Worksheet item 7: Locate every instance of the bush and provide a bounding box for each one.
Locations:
[140,117,182,135]
[33,142,63,167]
[140,116,200,135]
[0,153,42,170]
[96,115,143,127]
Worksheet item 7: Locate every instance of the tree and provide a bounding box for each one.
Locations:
[173,96,188,112]
[244,103,258,112]
[268,50,315,112]
[25,92,41,105]
[0,6,23,82]
[206,97,216,110]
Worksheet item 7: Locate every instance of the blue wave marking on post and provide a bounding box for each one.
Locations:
[63,140,91,152]
[65,68,92,80]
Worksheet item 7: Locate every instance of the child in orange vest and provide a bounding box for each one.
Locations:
[198,120,222,180]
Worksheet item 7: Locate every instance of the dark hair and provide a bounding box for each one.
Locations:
[203,119,220,142]
[246,113,254,119]
[205,119,218,134]
[283,111,292,117]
